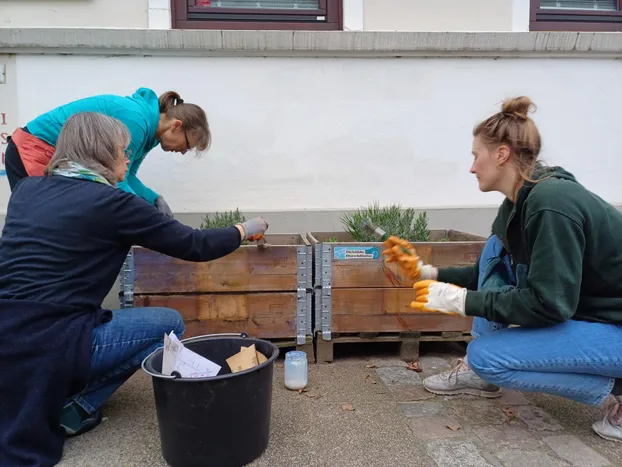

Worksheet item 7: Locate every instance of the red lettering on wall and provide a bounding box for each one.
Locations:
[0,132,7,145]
[0,113,6,126]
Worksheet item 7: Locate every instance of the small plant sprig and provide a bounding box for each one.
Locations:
[340,202,430,242]
[201,208,249,244]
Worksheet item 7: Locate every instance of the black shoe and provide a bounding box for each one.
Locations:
[61,402,103,438]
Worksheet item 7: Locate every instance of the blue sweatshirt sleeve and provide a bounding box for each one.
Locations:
[113,191,241,261]
[123,118,159,205]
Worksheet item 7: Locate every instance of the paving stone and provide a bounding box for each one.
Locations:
[497,390,533,406]
[418,356,452,372]
[409,415,466,441]
[514,405,565,432]
[375,366,423,386]
[424,440,494,467]
[451,400,509,426]
[368,357,408,368]
[474,425,543,450]
[399,401,447,418]
[494,449,570,467]
[390,385,437,402]
[543,435,612,467]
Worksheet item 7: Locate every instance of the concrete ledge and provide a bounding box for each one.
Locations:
[2,28,622,58]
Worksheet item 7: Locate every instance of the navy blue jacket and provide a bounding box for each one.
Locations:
[0,176,241,466]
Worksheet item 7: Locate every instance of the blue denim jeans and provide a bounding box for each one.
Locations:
[67,307,185,415]
[466,235,622,406]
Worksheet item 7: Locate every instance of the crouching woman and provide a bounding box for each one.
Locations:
[0,112,269,466]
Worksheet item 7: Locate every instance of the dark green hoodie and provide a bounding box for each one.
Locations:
[438,165,622,326]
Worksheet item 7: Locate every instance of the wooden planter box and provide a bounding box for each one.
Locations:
[307,230,486,362]
[119,234,313,352]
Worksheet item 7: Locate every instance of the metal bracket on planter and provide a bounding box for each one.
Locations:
[119,249,135,309]
[306,245,313,290]
[321,243,332,288]
[296,288,308,345]
[320,243,332,340]
[314,242,323,288]
[296,245,309,291]
[296,245,312,345]
[320,285,332,341]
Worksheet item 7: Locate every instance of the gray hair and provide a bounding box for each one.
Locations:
[45,112,131,185]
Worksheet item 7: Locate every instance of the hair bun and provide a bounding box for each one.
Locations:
[501,96,535,120]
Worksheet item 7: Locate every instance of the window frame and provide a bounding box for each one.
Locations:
[530,0,622,31]
[172,0,343,30]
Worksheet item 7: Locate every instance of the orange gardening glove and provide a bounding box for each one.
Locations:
[411,280,467,316]
[382,236,437,281]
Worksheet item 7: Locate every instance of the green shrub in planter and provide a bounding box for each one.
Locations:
[200,208,249,244]
[340,202,431,243]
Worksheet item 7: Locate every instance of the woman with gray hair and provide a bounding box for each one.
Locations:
[0,112,269,466]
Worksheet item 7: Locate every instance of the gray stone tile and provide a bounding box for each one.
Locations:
[494,449,570,467]
[474,425,543,451]
[376,366,423,386]
[425,440,494,467]
[409,415,466,441]
[543,435,612,467]
[418,356,452,372]
[399,401,447,418]
[451,400,509,427]
[368,357,408,368]
[496,390,533,406]
[514,405,565,432]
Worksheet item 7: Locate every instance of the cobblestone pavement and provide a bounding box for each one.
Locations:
[371,352,620,467]
[59,345,622,467]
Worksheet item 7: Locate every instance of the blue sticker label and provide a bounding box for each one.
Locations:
[333,246,380,260]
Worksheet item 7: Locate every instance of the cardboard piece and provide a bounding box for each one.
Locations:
[226,344,268,373]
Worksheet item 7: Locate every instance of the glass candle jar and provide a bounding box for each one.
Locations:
[284,350,308,391]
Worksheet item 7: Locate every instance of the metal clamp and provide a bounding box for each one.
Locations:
[119,249,135,309]
[296,288,308,345]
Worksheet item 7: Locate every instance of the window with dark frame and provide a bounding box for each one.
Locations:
[172,0,342,30]
[530,0,622,31]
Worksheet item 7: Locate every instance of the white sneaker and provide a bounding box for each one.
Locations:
[423,357,502,398]
[592,396,622,442]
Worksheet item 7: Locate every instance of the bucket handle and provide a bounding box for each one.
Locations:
[141,332,250,380]
[180,332,249,345]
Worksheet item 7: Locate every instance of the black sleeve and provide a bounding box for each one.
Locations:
[113,191,242,262]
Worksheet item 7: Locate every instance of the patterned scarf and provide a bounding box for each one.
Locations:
[52,161,112,187]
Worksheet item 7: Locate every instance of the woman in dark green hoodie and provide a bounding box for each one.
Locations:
[4,88,209,218]
[385,96,622,442]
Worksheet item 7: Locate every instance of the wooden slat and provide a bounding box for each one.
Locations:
[329,288,473,333]
[135,292,297,339]
[328,241,485,289]
[133,234,306,294]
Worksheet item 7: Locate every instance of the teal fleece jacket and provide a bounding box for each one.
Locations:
[438,165,622,326]
[26,88,161,204]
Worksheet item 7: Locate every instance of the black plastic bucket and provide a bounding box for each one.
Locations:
[141,333,280,467]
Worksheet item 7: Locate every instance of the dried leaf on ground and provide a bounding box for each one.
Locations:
[405,362,422,372]
[446,424,461,431]
[365,374,377,384]
[342,403,355,411]
[502,407,515,424]
[365,363,377,369]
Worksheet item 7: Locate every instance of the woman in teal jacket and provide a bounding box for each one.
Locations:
[4,88,210,217]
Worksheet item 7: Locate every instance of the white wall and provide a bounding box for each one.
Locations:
[0,0,149,29]
[360,0,529,32]
[5,54,622,214]
[0,55,17,206]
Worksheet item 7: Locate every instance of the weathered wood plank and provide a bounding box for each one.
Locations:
[307,232,485,289]
[329,288,473,333]
[135,292,297,339]
[133,233,308,294]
